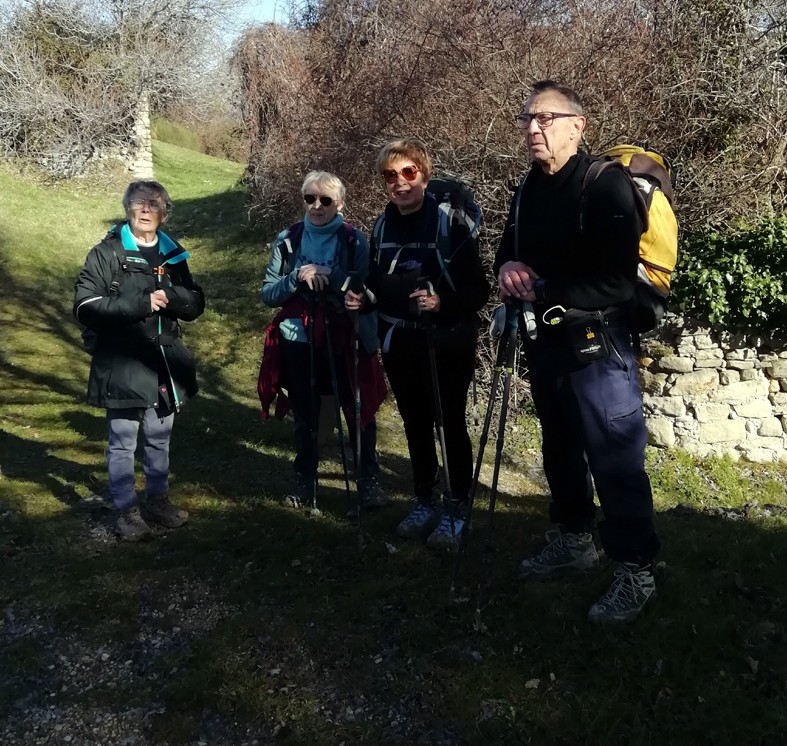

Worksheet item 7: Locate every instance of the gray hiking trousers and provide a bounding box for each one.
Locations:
[107,407,174,511]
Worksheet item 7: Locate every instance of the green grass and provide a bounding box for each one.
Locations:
[152,117,204,154]
[1,144,786,744]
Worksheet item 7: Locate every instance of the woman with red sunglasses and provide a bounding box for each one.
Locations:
[261,171,386,511]
[346,139,490,550]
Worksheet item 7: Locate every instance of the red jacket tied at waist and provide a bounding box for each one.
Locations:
[257,296,386,426]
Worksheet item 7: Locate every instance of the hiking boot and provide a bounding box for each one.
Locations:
[588,562,656,625]
[426,513,465,552]
[360,476,387,508]
[283,473,314,509]
[143,493,188,528]
[115,506,153,542]
[396,502,439,539]
[346,476,388,518]
[519,530,599,580]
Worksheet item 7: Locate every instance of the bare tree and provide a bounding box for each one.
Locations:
[0,0,243,175]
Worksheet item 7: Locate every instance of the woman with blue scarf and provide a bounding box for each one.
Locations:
[261,171,385,511]
[74,180,204,541]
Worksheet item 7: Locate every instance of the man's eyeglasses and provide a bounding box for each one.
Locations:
[130,199,164,213]
[382,166,419,184]
[515,112,576,130]
[304,194,334,207]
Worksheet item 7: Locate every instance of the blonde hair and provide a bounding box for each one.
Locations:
[375,138,433,180]
[301,171,346,203]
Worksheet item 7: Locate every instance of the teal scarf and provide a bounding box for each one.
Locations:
[296,214,344,270]
[119,223,190,264]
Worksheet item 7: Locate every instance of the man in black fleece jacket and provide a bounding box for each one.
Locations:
[494,80,660,625]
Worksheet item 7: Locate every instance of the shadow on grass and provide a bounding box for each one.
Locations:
[1,485,785,745]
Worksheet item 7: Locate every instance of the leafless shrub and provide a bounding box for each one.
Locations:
[236,0,786,235]
[0,0,243,176]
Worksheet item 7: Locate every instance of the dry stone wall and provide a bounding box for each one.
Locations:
[639,316,787,463]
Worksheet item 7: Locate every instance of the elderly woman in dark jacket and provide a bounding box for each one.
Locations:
[347,138,490,550]
[74,180,204,541]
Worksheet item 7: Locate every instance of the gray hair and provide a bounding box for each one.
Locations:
[529,80,584,115]
[300,171,346,203]
[122,180,173,214]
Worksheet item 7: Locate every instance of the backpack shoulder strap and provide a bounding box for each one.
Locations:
[434,202,458,292]
[339,222,357,269]
[580,158,648,233]
[276,222,304,276]
[109,245,128,292]
[513,177,528,262]
[372,214,385,263]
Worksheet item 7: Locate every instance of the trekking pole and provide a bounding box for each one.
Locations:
[450,302,519,597]
[417,277,455,536]
[308,289,319,512]
[322,304,353,516]
[347,271,364,532]
[473,301,521,632]
[471,371,480,426]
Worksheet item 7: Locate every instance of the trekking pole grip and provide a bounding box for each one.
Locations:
[348,271,363,295]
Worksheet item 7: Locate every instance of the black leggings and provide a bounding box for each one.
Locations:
[280,337,379,480]
[382,329,475,503]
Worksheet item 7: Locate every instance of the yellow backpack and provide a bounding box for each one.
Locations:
[582,144,679,332]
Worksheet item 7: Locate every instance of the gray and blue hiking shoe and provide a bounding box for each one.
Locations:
[426,513,465,552]
[143,493,188,528]
[359,476,387,508]
[283,473,314,509]
[396,502,439,539]
[588,562,656,625]
[346,476,388,518]
[519,530,599,579]
[115,506,153,542]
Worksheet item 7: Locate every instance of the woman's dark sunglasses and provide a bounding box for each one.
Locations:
[382,166,419,184]
[304,194,333,207]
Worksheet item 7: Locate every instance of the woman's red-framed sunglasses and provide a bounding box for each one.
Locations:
[382,166,419,184]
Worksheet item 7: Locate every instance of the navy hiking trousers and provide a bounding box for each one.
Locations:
[526,322,661,563]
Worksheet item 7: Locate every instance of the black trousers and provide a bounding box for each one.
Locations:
[280,337,379,480]
[382,328,475,504]
[526,323,661,563]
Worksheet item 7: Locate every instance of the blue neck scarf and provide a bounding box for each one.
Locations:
[297,214,344,270]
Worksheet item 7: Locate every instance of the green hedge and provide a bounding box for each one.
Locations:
[672,216,787,332]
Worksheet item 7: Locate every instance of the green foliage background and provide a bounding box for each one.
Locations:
[673,217,787,332]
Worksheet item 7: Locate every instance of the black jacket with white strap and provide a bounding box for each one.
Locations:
[73,223,204,410]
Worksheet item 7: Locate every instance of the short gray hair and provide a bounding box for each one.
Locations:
[122,180,172,214]
[300,171,346,203]
[529,80,584,115]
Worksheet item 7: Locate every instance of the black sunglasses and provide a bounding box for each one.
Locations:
[304,194,334,207]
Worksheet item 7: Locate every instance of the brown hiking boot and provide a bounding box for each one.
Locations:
[143,493,188,528]
[116,506,153,542]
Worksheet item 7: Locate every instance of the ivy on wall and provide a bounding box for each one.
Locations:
[672,217,787,332]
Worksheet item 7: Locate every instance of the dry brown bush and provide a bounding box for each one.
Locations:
[235,0,786,237]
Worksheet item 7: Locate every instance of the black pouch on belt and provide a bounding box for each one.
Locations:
[561,309,610,363]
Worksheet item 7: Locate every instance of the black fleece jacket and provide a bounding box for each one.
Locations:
[494,153,642,311]
[368,195,490,326]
